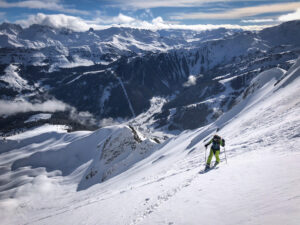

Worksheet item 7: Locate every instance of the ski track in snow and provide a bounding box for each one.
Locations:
[129,173,198,225]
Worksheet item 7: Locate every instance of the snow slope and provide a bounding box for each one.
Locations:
[0,59,300,224]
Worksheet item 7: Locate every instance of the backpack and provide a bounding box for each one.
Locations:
[212,135,221,150]
[221,138,225,147]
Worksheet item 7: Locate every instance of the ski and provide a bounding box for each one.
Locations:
[199,164,219,174]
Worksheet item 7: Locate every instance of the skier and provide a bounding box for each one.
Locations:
[204,134,225,170]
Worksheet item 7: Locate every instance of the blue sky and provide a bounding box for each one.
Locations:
[1,0,300,30]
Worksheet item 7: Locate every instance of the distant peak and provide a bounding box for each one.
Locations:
[0,22,23,32]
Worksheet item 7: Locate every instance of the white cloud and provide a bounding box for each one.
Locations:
[127,16,270,31]
[0,99,97,126]
[183,75,197,87]
[241,19,275,23]
[69,108,96,126]
[0,0,88,15]
[278,8,300,21]
[242,8,300,24]
[170,2,300,20]
[16,13,106,31]
[16,13,270,32]
[98,117,125,127]
[17,13,139,31]
[0,100,68,116]
[109,0,247,9]
[98,13,135,24]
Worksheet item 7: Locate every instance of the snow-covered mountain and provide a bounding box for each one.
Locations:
[0,20,300,134]
[0,23,239,67]
[0,53,299,225]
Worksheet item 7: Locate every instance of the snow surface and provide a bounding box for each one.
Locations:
[0,59,300,225]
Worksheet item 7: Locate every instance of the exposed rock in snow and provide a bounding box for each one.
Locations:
[78,125,157,190]
[0,64,32,91]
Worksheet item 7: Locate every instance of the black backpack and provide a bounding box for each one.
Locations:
[212,135,221,149]
[221,138,225,147]
[212,135,225,149]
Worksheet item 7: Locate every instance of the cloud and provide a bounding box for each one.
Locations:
[114,13,135,24]
[69,109,97,126]
[108,0,246,9]
[126,16,270,31]
[170,2,300,20]
[98,117,125,127]
[242,8,300,24]
[17,13,138,31]
[183,75,197,87]
[241,19,275,23]
[95,13,135,25]
[16,13,105,31]
[0,98,97,126]
[278,8,300,21]
[0,100,68,116]
[16,12,270,32]
[0,0,88,15]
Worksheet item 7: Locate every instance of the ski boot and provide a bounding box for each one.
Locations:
[204,164,210,171]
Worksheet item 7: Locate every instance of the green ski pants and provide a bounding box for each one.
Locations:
[206,149,220,165]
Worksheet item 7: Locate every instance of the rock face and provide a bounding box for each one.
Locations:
[77,125,158,190]
[1,21,300,132]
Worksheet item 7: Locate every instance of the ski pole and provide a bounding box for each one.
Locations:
[223,146,228,164]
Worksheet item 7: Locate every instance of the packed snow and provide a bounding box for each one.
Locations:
[0,58,300,225]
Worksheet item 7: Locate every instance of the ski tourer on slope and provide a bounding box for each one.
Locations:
[204,135,225,171]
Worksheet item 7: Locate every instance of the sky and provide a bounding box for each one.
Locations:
[0,0,300,31]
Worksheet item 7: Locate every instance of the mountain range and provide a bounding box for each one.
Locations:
[0,20,300,134]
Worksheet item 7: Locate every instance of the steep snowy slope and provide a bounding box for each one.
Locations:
[0,57,299,224]
[138,57,300,225]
